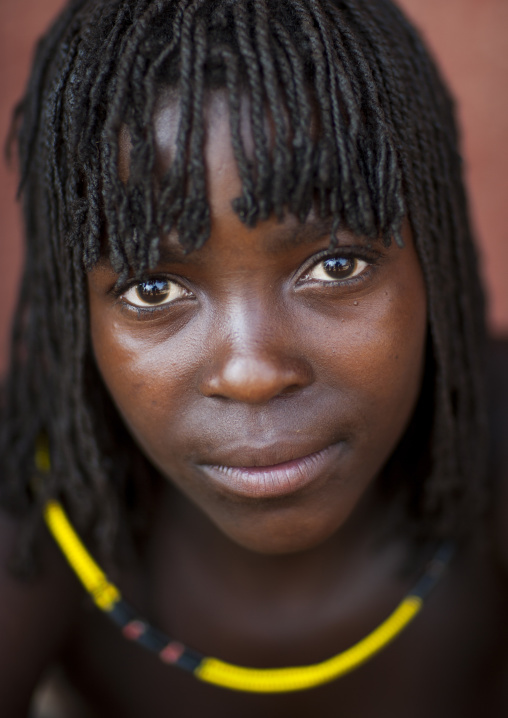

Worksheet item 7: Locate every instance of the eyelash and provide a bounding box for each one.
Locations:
[296,248,382,288]
[113,248,382,317]
[112,276,193,316]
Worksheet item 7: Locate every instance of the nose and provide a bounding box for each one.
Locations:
[199,318,314,404]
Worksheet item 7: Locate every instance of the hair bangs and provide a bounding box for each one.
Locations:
[45,0,406,281]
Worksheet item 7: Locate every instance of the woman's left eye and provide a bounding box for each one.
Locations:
[301,256,369,283]
[121,278,191,308]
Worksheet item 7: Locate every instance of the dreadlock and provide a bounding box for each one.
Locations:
[0,0,488,563]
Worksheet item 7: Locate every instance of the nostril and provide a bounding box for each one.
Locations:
[280,383,303,396]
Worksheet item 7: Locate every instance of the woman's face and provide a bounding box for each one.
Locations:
[87,94,427,555]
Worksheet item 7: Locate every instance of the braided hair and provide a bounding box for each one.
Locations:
[0,0,488,561]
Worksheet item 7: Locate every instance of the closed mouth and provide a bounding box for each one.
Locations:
[199,443,342,499]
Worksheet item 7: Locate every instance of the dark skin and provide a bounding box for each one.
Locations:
[0,94,507,717]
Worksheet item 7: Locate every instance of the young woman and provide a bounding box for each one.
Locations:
[0,0,506,715]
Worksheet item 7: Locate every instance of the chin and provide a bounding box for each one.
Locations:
[209,510,345,556]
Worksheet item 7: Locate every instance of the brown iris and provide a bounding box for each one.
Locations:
[135,279,171,305]
[321,257,357,279]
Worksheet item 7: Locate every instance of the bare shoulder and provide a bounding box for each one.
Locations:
[0,508,82,716]
[487,337,508,565]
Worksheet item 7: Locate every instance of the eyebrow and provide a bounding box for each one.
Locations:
[261,217,335,254]
[157,241,191,264]
[155,216,373,265]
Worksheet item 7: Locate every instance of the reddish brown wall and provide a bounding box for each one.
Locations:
[0,0,66,376]
[397,0,508,334]
[1,0,507,375]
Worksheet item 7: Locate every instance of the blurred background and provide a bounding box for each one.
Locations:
[1,0,507,376]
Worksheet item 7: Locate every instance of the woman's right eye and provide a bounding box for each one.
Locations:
[121,278,191,308]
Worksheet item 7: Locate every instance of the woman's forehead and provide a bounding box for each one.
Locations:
[151,89,263,179]
[113,61,404,274]
[121,91,383,252]
[117,91,274,228]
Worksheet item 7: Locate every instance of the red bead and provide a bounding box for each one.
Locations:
[122,620,146,640]
[160,641,185,664]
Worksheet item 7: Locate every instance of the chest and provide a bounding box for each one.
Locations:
[58,554,508,718]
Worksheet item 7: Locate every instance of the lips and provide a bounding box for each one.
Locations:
[198,443,343,499]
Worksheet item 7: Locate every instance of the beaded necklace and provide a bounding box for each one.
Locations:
[37,444,453,694]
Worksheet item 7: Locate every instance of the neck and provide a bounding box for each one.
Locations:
[148,479,411,614]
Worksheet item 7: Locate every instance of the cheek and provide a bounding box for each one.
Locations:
[310,268,427,446]
[89,311,198,446]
